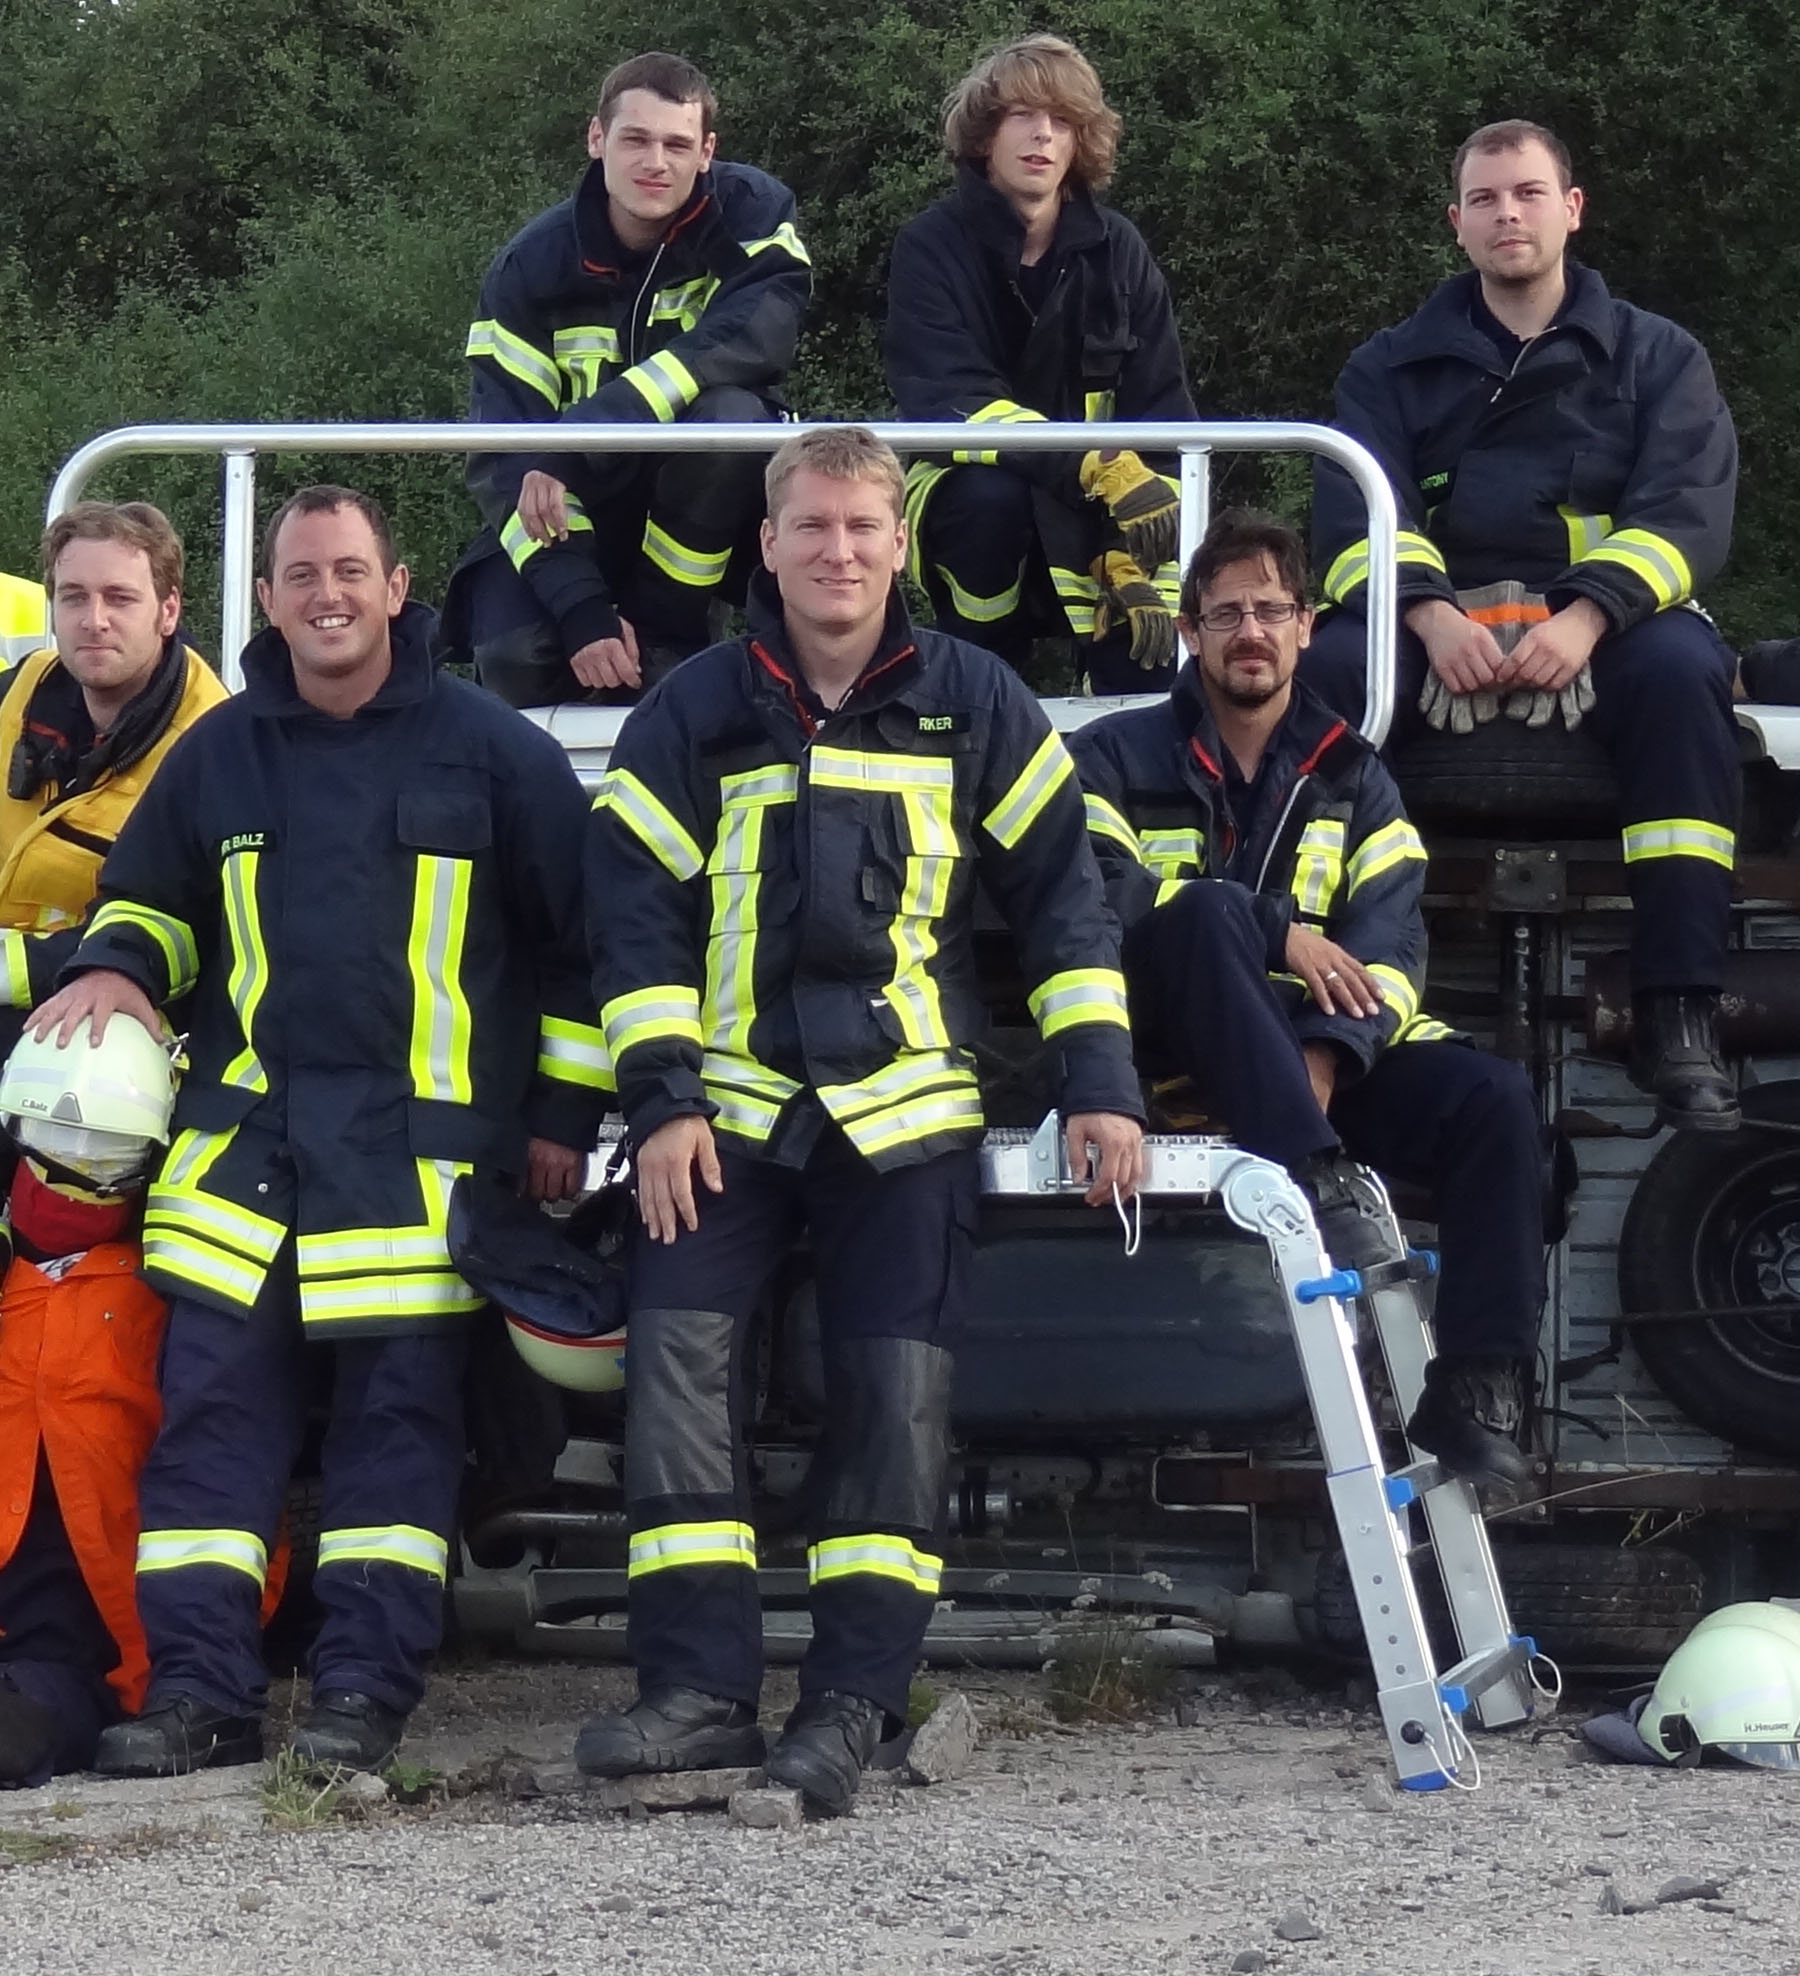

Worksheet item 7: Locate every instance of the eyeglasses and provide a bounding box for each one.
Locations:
[1195,601,1300,632]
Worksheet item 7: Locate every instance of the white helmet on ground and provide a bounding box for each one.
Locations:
[1639,1601,1800,1768]
[0,1015,179,1192]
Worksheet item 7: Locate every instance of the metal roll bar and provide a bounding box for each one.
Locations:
[46,420,1398,743]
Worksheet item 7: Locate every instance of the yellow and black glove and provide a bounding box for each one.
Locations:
[1080,450,1180,572]
[1094,550,1175,671]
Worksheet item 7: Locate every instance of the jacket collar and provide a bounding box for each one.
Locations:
[743,569,921,735]
[573,160,717,275]
[1168,662,1358,790]
[240,599,438,719]
[951,162,1108,267]
[1389,261,1617,368]
[16,631,191,799]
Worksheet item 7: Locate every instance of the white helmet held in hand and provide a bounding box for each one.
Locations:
[0,1015,179,1192]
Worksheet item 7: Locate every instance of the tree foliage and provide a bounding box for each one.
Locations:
[3,0,1798,644]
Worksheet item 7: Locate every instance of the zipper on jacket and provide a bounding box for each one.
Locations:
[629,241,668,366]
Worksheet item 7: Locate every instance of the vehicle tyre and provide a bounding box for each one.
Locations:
[1392,719,1617,834]
[1619,1080,1800,1459]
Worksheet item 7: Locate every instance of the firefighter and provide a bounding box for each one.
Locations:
[1306,119,1740,1133]
[0,505,225,1047]
[0,1019,177,1785]
[442,51,811,709]
[884,34,1195,691]
[0,571,47,667]
[577,425,1144,1814]
[29,486,609,1776]
[1074,512,1545,1500]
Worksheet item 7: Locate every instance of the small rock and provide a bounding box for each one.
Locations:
[591,1766,765,1813]
[1701,1901,1736,1914]
[473,1892,500,1907]
[236,1891,269,1913]
[1655,1876,1724,1905]
[529,1763,586,1797]
[1600,1825,1630,1839]
[944,1925,972,1939]
[598,1895,633,1913]
[1360,1776,1395,1814]
[1597,1882,1627,1916]
[1176,1696,1206,1728]
[472,1931,504,1951]
[1273,1906,1323,1943]
[495,1758,541,1800]
[729,1788,803,1832]
[1230,1953,1270,1973]
[625,1798,650,1823]
[341,1772,390,1806]
[906,1693,979,1785]
[1582,1862,1614,1876]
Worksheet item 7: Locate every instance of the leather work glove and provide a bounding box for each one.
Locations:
[1094,550,1176,670]
[1502,666,1598,731]
[1418,671,1500,734]
[1080,450,1180,573]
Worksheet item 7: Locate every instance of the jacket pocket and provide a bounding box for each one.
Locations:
[396,790,493,855]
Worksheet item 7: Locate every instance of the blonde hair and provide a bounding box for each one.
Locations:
[765,426,906,524]
[942,34,1121,194]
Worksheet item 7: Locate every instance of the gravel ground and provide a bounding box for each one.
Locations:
[3,1653,1798,1976]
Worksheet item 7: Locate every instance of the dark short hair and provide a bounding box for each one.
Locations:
[1452,119,1573,197]
[595,52,716,137]
[261,485,397,580]
[42,501,184,603]
[1178,510,1311,622]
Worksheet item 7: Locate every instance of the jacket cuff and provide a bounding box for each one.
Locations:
[555,592,626,658]
[524,1083,609,1156]
[1290,1011,1384,1082]
[1054,1031,1147,1124]
[622,1070,719,1149]
[1250,893,1293,974]
[1546,571,1637,636]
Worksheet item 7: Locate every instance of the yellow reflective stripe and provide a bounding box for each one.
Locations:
[1290,818,1347,920]
[809,749,955,799]
[1151,562,1182,614]
[621,348,699,422]
[953,397,1047,465]
[407,855,474,1105]
[740,221,811,266]
[1366,964,1420,1029]
[299,1271,483,1327]
[1050,562,1102,637]
[465,319,561,407]
[702,1051,800,1144]
[646,275,720,330]
[935,562,1023,623]
[1083,794,1143,859]
[1397,1015,1457,1044]
[702,769,797,1059]
[628,1520,758,1578]
[1621,818,1736,870]
[603,984,703,1062]
[501,496,595,571]
[140,1230,270,1307]
[816,1053,983,1158]
[552,322,624,401]
[1557,505,1613,561]
[87,900,198,997]
[136,1528,268,1585]
[1581,528,1693,609]
[159,1125,229,1190]
[903,462,952,585]
[808,1534,943,1595]
[597,769,705,881]
[983,732,1075,850]
[538,1015,614,1090]
[1083,390,1117,421]
[1027,967,1130,1038]
[219,850,270,1094]
[1323,530,1446,605]
[642,517,731,588]
[0,930,30,1007]
[144,1180,287,1265]
[317,1524,449,1582]
[1141,825,1203,880]
[1154,877,1187,907]
[1345,818,1428,895]
[837,1087,984,1158]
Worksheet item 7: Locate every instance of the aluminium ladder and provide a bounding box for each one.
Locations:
[980,1116,1546,1791]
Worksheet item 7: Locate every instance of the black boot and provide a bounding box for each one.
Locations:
[93,1694,263,1778]
[1405,1356,1532,1504]
[0,1679,60,1787]
[574,1686,765,1779]
[1631,991,1740,1132]
[1292,1151,1405,1276]
[287,1691,406,1773]
[763,1690,884,1817]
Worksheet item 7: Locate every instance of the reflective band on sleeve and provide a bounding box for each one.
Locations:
[739,220,812,265]
[1323,530,1446,605]
[1290,817,1347,921]
[1346,818,1428,895]
[935,563,1023,624]
[316,1524,450,1583]
[1397,1015,1457,1044]
[642,518,731,588]
[136,1527,268,1586]
[1580,528,1694,609]
[952,398,1047,466]
[219,849,271,1093]
[597,770,705,881]
[501,495,594,572]
[1049,562,1102,637]
[538,1015,614,1089]
[86,900,199,997]
[1558,505,1614,562]
[807,1533,943,1596]
[1027,967,1131,1038]
[621,348,699,423]
[701,1052,801,1147]
[603,984,703,1063]
[1365,963,1421,1030]
[0,930,30,1007]
[982,732,1075,850]
[465,319,561,408]
[1082,794,1143,860]
[1621,818,1736,869]
[408,855,474,1105]
[628,1520,758,1577]
[1140,825,1204,881]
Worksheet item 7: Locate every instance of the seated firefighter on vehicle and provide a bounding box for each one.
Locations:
[0,503,225,1058]
[1072,512,1547,1499]
[1304,119,1740,1133]
[0,1019,179,1786]
[576,425,1145,1816]
[884,34,1195,691]
[442,51,812,709]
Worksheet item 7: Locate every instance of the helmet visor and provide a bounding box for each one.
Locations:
[1711,1739,1800,1770]
[13,1114,156,1190]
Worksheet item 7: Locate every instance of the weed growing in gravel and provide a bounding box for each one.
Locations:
[259,1750,347,1831]
[383,1760,444,1806]
[1046,1612,1178,1724]
[906,1680,941,1728]
[0,1830,76,1867]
